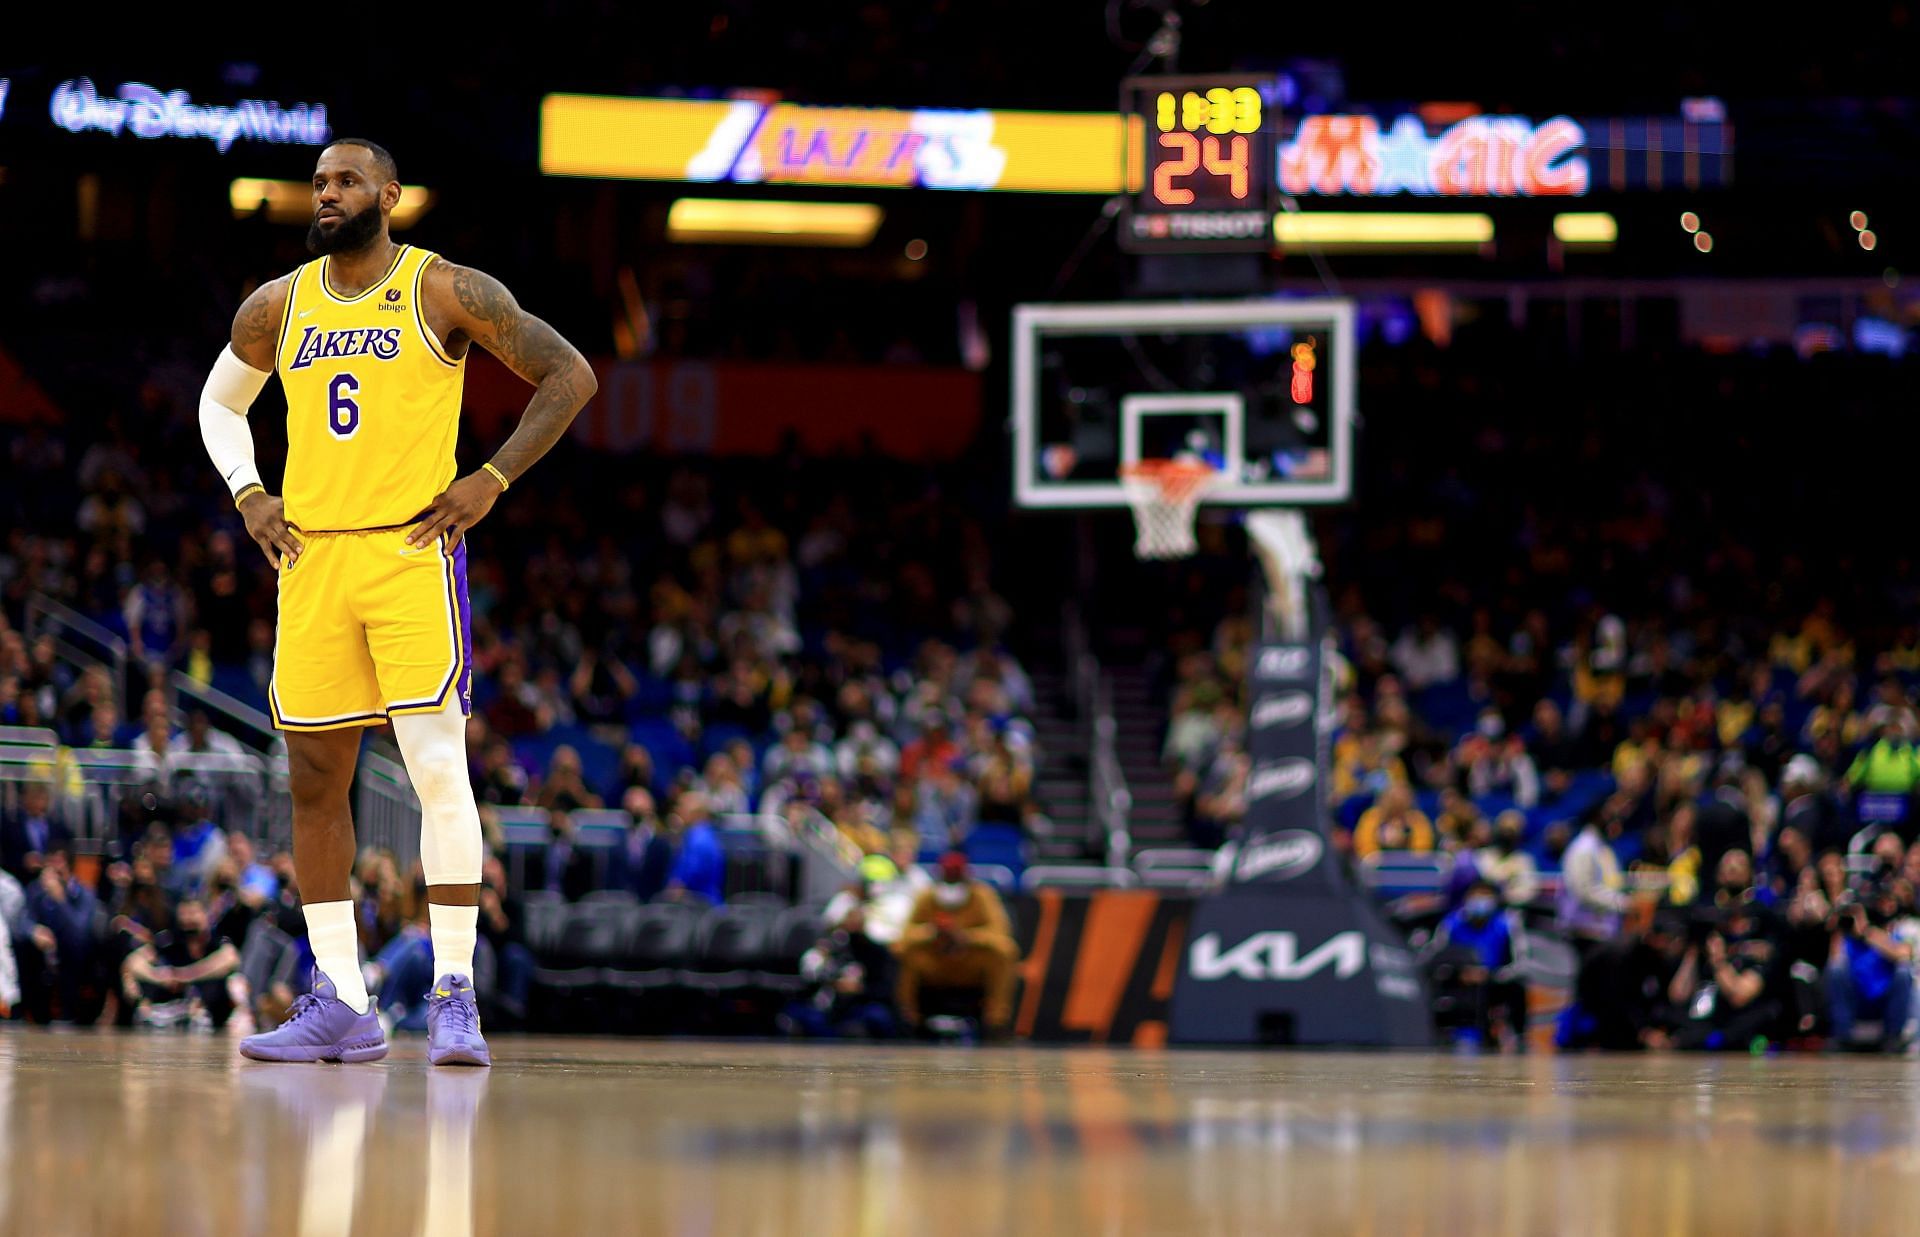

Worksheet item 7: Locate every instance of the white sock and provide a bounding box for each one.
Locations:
[430,904,478,984]
[306,900,370,1014]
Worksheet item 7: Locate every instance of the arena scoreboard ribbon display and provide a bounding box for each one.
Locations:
[542,86,1733,255]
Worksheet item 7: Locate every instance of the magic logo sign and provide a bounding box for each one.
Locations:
[1279,113,1587,198]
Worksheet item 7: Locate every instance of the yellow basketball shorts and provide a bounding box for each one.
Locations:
[269,526,472,732]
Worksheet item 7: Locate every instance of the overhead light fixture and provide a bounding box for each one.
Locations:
[229,178,436,229]
[1553,212,1617,248]
[666,197,882,246]
[1273,212,1493,253]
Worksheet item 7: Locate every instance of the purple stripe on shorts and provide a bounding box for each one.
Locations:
[453,538,473,716]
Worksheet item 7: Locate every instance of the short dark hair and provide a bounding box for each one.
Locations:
[324,137,398,184]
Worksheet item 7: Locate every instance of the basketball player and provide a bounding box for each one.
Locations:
[198,139,597,1065]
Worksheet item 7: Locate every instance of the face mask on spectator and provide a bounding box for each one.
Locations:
[1465,895,1498,920]
[934,883,969,909]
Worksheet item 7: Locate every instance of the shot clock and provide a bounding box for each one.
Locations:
[1120,75,1277,253]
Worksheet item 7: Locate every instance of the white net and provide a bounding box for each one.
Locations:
[1120,460,1224,559]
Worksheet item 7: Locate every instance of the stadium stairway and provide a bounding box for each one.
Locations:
[1026,667,1100,862]
[1107,667,1186,849]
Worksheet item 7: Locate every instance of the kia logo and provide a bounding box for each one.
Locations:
[1250,692,1313,730]
[1246,758,1316,802]
[1189,930,1365,982]
[1254,646,1312,682]
[1233,830,1323,882]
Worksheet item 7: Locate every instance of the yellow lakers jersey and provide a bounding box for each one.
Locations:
[274,244,464,531]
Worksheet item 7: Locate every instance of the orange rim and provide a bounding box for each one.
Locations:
[1120,459,1221,501]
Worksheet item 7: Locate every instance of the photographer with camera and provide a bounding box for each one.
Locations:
[1826,877,1919,1052]
[1668,896,1781,1052]
[1422,879,1529,1052]
[784,854,902,1039]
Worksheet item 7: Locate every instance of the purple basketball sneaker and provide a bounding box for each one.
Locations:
[239,971,388,1063]
[426,974,492,1067]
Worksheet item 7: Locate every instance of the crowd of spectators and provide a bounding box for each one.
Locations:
[1158,579,1920,1054]
[0,304,1050,1036]
[1144,327,1920,1053]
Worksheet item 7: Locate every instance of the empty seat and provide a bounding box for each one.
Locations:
[522,898,571,956]
[534,903,632,984]
[528,902,639,1033]
[679,906,775,993]
[600,902,702,1033]
[964,823,1030,884]
[753,907,826,995]
[604,903,701,991]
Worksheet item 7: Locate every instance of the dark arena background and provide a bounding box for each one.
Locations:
[4,8,1920,1232]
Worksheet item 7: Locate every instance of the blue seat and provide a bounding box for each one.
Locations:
[964,823,1029,883]
[629,719,695,776]
[1475,793,1516,820]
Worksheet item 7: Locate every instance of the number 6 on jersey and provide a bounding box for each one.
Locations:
[328,373,361,438]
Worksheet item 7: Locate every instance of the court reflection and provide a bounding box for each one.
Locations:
[239,1065,389,1237]
[13,1037,1920,1236]
[236,1064,488,1237]
[421,1069,488,1237]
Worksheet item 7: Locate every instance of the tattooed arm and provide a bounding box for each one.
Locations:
[410,261,598,548]
[229,275,291,371]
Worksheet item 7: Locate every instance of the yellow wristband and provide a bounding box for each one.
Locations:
[481,462,510,492]
[233,483,265,508]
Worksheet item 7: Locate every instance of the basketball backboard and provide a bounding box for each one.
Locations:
[1012,298,1356,509]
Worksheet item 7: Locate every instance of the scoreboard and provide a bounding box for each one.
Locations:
[1120,75,1276,253]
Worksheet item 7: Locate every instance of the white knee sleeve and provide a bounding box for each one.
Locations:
[391,703,484,886]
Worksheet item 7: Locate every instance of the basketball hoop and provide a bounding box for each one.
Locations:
[1120,459,1223,560]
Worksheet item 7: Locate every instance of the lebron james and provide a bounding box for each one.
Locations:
[198,138,596,1065]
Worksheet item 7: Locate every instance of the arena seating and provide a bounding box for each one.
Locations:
[527,900,823,1034]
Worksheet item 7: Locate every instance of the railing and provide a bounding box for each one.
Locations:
[1065,602,1131,869]
[1087,662,1132,869]
[28,592,282,755]
[354,748,422,869]
[487,802,845,903]
[168,670,281,755]
[0,743,272,846]
[750,804,861,904]
[25,593,129,704]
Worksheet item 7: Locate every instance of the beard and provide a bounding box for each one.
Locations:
[306,202,384,256]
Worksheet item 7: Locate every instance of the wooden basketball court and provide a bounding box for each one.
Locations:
[1,1032,1912,1235]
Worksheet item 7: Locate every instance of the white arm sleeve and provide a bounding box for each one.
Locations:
[199,347,272,496]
